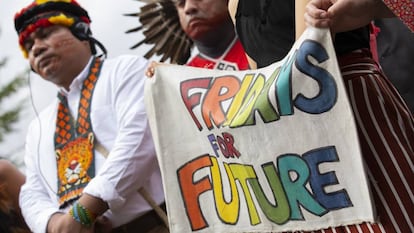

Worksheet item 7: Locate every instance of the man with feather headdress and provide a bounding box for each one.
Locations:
[127,0,250,70]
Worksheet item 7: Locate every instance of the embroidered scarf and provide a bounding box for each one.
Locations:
[54,57,103,208]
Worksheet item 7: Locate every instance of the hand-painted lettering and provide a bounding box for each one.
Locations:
[294,40,337,114]
[180,39,337,131]
[303,146,352,210]
[207,132,241,158]
[277,51,297,116]
[180,78,212,131]
[177,146,352,230]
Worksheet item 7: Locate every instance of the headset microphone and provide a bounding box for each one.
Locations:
[71,21,90,41]
[71,21,107,58]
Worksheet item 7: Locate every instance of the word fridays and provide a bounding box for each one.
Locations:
[180,40,338,131]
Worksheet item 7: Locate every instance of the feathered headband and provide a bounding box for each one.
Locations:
[14,0,91,58]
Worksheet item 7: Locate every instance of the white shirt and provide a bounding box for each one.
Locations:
[20,55,165,233]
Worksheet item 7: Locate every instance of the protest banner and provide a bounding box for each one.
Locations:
[144,27,375,233]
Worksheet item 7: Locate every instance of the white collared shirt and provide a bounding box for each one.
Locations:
[20,55,165,233]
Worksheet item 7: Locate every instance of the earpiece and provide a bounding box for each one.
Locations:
[70,21,91,41]
[70,21,107,57]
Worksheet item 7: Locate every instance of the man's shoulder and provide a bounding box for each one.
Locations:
[102,54,149,73]
[104,54,148,65]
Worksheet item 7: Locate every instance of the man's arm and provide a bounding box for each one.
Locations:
[20,121,65,233]
[81,56,162,224]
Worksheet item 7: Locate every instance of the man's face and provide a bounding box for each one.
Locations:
[175,0,229,41]
[24,25,90,88]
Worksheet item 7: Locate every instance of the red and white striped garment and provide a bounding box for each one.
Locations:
[288,49,414,233]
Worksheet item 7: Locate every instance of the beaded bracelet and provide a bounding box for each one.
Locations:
[69,202,97,227]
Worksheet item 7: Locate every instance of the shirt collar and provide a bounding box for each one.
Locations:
[59,56,94,96]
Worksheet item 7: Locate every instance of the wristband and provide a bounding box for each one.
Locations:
[69,201,97,227]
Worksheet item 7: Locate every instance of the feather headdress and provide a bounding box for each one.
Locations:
[125,0,193,65]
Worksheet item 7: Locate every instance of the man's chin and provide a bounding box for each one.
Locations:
[40,68,58,81]
[39,63,59,76]
[187,28,209,41]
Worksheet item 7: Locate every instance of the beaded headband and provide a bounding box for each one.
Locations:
[14,0,91,58]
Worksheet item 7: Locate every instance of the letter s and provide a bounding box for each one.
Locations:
[294,40,337,114]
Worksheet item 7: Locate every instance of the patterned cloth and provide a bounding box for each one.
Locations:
[383,0,414,32]
[54,58,102,207]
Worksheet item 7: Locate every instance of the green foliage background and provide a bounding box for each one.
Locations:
[0,57,28,167]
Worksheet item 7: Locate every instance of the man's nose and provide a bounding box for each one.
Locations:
[31,39,47,57]
[184,0,199,15]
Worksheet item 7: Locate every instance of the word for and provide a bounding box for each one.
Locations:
[207,132,240,158]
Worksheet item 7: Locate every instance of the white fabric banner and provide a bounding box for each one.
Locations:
[145,27,375,233]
